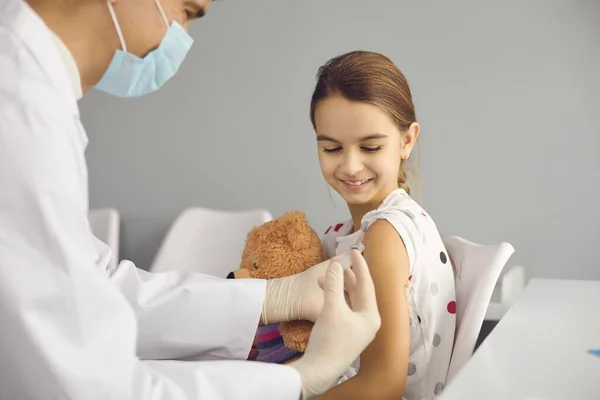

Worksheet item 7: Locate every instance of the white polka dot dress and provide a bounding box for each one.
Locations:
[322,189,456,399]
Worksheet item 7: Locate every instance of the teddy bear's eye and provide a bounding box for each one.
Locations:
[253,263,259,270]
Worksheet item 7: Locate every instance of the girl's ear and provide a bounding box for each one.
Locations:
[401,122,419,160]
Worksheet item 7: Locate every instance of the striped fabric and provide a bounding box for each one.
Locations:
[255,323,302,364]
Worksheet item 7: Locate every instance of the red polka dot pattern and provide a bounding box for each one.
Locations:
[447,301,456,314]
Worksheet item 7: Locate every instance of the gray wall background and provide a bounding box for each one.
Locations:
[81,0,600,279]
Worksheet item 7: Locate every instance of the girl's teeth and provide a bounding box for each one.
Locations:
[346,180,368,186]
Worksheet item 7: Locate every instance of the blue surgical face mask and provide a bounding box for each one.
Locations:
[95,0,194,98]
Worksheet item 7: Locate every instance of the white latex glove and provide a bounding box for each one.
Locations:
[289,250,381,399]
[260,258,326,325]
[261,242,365,325]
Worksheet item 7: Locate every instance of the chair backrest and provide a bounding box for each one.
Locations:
[88,207,121,271]
[442,235,515,383]
[149,207,273,278]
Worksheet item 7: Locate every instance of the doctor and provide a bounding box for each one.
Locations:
[0,0,381,399]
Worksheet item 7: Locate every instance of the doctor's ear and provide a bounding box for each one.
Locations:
[401,122,419,161]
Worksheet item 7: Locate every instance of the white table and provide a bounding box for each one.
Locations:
[441,278,600,400]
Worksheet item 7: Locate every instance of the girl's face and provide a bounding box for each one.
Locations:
[314,95,417,210]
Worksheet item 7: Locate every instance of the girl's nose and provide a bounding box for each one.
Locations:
[339,151,364,176]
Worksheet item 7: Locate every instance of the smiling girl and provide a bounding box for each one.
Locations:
[312,50,456,400]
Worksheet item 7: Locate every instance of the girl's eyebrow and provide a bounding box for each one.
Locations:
[360,133,388,140]
[316,133,388,142]
[316,135,338,142]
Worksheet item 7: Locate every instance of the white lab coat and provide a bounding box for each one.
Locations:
[0,0,302,399]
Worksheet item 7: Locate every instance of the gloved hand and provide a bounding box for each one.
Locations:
[260,258,327,325]
[260,241,365,325]
[288,250,381,399]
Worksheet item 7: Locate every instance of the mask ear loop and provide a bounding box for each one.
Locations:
[154,0,171,28]
[106,2,128,52]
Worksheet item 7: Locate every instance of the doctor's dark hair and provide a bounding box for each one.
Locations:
[309,50,417,195]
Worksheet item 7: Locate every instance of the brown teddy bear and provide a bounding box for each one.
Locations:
[228,210,326,364]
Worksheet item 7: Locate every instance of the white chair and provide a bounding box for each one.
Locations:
[88,207,121,271]
[486,264,526,320]
[149,207,273,278]
[443,235,515,383]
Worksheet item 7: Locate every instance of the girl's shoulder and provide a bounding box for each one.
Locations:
[371,188,428,218]
[361,189,439,272]
[361,189,435,233]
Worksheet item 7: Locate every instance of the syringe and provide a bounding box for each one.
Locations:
[335,241,366,271]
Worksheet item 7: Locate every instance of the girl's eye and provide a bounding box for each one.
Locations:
[362,146,382,153]
[323,147,342,153]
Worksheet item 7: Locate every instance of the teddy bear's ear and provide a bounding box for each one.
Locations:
[279,210,306,225]
[279,211,315,250]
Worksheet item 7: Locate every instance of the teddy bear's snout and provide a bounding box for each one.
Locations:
[228,268,252,279]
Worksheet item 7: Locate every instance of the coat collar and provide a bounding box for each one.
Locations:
[0,0,81,116]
